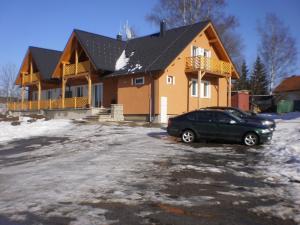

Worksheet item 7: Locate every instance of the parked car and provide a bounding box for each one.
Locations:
[167,109,273,146]
[206,107,276,131]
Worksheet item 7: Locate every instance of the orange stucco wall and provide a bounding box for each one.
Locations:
[157,30,230,115]
[117,74,151,115]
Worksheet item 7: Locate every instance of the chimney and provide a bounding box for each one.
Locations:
[116,33,122,41]
[160,20,166,37]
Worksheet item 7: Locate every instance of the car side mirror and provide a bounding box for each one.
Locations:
[229,120,237,124]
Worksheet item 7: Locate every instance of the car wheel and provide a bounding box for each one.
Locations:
[243,132,259,146]
[181,130,195,143]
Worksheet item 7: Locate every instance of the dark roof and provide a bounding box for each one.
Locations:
[112,20,209,76]
[29,47,61,80]
[72,21,210,76]
[274,76,300,93]
[74,29,126,72]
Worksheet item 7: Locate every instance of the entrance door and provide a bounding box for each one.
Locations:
[160,96,168,123]
[93,83,103,108]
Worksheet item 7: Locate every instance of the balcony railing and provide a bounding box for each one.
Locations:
[64,60,90,76]
[186,56,231,75]
[7,97,89,111]
[23,72,39,84]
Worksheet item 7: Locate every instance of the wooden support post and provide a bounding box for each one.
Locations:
[30,60,33,74]
[29,101,32,110]
[21,86,25,110]
[37,81,41,110]
[74,97,77,109]
[217,78,220,106]
[197,70,202,109]
[228,76,231,107]
[62,63,66,109]
[87,74,92,108]
[49,99,52,109]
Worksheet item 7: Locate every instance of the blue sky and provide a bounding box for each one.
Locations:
[0,0,299,74]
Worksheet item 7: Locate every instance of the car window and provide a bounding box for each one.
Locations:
[196,111,213,122]
[216,112,234,123]
[226,109,244,118]
[187,112,198,121]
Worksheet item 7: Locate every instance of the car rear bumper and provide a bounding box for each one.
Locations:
[167,127,181,137]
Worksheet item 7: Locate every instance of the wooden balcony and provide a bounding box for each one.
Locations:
[7,97,89,111]
[22,72,39,84]
[64,60,90,77]
[186,56,232,76]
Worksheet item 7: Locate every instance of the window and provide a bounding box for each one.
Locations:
[201,80,211,98]
[216,112,234,124]
[76,86,83,97]
[47,90,52,100]
[133,77,144,85]
[166,75,175,85]
[191,79,198,97]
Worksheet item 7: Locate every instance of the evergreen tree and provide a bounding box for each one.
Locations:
[235,60,249,90]
[250,56,269,95]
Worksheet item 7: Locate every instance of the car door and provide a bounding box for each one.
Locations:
[190,111,217,139]
[214,112,242,141]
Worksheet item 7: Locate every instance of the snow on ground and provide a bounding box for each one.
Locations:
[0,117,71,143]
[251,113,300,222]
[0,122,188,224]
[0,113,300,224]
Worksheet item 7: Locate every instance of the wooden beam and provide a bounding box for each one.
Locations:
[227,76,232,107]
[62,63,66,108]
[30,60,33,74]
[21,86,25,110]
[37,81,41,110]
[197,70,202,109]
[75,48,78,75]
[87,74,92,107]
[209,38,218,44]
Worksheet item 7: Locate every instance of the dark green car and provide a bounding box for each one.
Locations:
[167,109,273,146]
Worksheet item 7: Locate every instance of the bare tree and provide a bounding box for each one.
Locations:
[257,13,298,93]
[0,63,20,101]
[146,0,244,68]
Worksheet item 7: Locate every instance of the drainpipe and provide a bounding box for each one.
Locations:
[149,72,153,123]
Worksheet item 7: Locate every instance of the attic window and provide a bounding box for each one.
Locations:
[166,75,175,85]
[133,77,144,86]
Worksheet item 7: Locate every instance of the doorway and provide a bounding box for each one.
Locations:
[93,83,103,108]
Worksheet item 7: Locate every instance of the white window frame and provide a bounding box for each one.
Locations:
[166,75,175,85]
[133,77,144,86]
[191,79,198,97]
[201,80,211,98]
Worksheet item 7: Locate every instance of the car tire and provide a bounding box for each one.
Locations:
[243,132,259,146]
[181,130,195,143]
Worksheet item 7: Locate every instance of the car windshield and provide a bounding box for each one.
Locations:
[226,108,250,118]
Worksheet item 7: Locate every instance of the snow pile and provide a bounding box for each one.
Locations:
[115,51,134,71]
[0,117,72,143]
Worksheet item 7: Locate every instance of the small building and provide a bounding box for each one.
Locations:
[274,75,300,112]
[8,20,239,123]
[231,90,249,111]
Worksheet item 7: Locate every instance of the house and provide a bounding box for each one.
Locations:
[274,75,300,101]
[274,75,300,112]
[8,20,239,123]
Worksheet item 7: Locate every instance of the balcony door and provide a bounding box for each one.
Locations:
[93,83,103,108]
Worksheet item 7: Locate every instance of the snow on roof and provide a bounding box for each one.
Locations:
[115,51,135,71]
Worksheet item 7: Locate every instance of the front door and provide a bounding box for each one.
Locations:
[93,83,103,108]
[160,96,168,123]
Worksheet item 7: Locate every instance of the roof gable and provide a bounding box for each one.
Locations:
[29,47,61,80]
[74,29,126,72]
[16,47,61,85]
